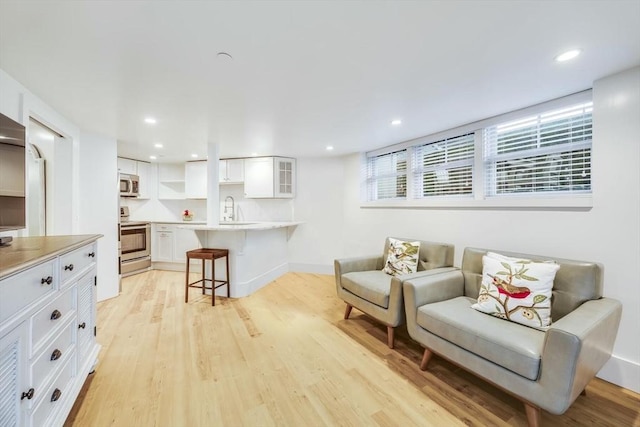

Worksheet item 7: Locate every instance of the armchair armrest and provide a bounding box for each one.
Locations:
[334,255,382,276]
[403,269,464,309]
[535,297,622,414]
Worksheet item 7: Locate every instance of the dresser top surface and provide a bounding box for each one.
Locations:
[0,235,102,279]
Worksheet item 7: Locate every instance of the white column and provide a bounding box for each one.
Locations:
[206,143,220,227]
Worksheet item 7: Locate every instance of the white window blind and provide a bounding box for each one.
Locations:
[412,133,474,198]
[484,102,592,196]
[366,150,407,200]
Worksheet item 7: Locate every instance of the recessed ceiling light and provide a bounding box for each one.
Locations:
[326,146,334,151]
[144,117,157,124]
[149,155,157,160]
[191,154,198,158]
[555,49,582,62]
[154,143,163,148]
[391,119,402,126]
[217,52,233,61]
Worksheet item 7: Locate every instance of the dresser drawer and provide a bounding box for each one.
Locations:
[30,320,75,406]
[59,243,97,286]
[30,352,76,427]
[0,260,56,324]
[30,286,76,356]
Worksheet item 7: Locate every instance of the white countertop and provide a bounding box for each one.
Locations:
[176,221,303,231]
[150,220,208,225]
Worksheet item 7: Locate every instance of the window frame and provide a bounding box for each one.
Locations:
[361,90,593,209]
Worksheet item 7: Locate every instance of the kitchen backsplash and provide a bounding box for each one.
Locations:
[121,186,294,223]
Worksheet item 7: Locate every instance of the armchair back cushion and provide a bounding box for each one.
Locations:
[461,248,604,321]
[383,237,454,273]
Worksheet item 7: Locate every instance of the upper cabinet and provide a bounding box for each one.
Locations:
[185,161,207,199]
[117,157,137,175]
[187,159,244,199]
[117,157,153,199]
[244,157,296,199]
[219,159,244,184]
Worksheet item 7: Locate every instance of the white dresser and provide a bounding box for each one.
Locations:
[0,235,102,426]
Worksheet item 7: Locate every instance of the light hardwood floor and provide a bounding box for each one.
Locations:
[65,270,640,426]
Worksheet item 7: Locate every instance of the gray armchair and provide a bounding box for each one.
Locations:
[403,247,622,427]
[334,237,455,348]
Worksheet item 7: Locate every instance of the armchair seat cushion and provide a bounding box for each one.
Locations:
[417,296,545,380]
[342,271,392,308]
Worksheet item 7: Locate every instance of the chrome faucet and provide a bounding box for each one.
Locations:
[224,196,235,221]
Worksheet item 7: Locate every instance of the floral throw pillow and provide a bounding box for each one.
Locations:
[471,252,560,329]
[382,238,421,276]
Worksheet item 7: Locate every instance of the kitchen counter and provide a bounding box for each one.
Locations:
[177,221,303,231]
[146,220,207,225]
[178,222,303,298]
[0,234,103,279]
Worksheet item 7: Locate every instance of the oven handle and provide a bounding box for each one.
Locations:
[121,224,150,231]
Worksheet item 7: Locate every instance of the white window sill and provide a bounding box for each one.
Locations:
[361,194,592,210]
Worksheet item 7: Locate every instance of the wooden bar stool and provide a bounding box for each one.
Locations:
[185,248,230,306]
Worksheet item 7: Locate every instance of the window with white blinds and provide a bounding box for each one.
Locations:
[484,102,592,196]
[412,133,474,198]
[366,150,407,200]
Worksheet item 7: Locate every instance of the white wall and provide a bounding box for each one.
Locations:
[78,131,120,301]
[0,68,120,302]
[289,66,640,392]
[289,157,346,273]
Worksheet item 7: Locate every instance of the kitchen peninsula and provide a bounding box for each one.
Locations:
[178,221,302,297]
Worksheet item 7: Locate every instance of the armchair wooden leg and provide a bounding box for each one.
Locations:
[420,348,433,371]
[344,304,353,320]
[524,403,541,427]
[387,326,394,349]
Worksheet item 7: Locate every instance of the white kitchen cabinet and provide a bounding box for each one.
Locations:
[0,237,100,427]
[117,157,137,175]
[219,159,244,184]
[117,157,153,199]
[244,157,295,198]
[153,224,174,262]
[136,161,154,199]
[157,163,185,200]
[185,161,207,199]
[152,223,201,267]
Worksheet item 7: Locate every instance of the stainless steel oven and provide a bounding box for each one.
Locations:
[119,207,151,276]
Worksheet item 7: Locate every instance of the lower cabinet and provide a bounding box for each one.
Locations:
[152,223,201,268]
[0,239,100,427]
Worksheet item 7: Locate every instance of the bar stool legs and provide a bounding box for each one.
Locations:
[184,248,230,306]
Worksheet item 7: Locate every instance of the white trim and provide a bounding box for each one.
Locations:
[597,355,640,394]
[289,263,334,275]
[362,194,592,209]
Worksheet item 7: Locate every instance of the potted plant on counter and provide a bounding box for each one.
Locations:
[182,209,193,221]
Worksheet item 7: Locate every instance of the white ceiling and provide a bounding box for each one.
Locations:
[1,1,639,162]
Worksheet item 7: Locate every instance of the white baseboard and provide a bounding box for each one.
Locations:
[289,263,334,275]
[597,354,640,393]
[228,262,289,297]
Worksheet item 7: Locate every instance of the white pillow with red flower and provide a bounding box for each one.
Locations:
[471,252,560,330]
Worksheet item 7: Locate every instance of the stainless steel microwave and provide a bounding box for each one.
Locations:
[119,173,140,197]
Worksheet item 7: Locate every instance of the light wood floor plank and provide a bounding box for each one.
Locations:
[65,270,640,427]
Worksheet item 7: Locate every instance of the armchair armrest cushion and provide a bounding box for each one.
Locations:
[403,269,464,309]
[335,255,382,276]
[534,297,622,414]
